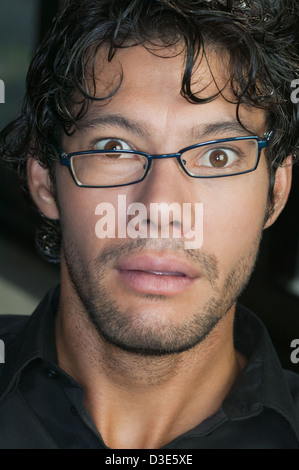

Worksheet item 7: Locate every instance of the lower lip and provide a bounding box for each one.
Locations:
[117,269,197,295]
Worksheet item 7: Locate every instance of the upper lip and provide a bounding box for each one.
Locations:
[116,253,200,279]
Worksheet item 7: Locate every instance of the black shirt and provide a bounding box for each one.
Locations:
[0,286,298,449]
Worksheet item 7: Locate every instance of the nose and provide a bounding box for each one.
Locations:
[129,156,199,240]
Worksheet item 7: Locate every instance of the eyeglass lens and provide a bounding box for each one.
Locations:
[70,138,259,186]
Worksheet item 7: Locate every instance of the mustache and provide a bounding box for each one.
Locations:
[95,238,219,285]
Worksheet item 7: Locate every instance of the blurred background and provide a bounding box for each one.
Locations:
[0,0,298,372]
[0,0,60,315]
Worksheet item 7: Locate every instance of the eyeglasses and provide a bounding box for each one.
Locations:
[59,132,272,188]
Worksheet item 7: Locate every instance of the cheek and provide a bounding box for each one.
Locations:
[201,177,269,271]
[56,169,137,263]
[56,171,112,255]
[60,198,98,262]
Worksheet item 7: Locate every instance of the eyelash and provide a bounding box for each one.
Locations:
[91,136,135,151]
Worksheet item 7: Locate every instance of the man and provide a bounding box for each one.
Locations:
[0,0,298,449]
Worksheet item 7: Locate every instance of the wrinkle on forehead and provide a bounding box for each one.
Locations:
[84,42,229,100]
[71,43,266,139]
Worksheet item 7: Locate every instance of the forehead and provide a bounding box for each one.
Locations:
[92,43,229,100]
[80,44,266,137]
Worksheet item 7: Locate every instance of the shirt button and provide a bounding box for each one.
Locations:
[45,368,59,379]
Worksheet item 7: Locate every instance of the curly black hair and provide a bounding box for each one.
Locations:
[1,0,299,262]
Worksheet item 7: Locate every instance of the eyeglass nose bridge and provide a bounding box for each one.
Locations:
[143,152,186,177]
[146,152,182,160]
[141,150,196,185]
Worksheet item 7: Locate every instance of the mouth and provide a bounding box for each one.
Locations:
[138,270,186,276]
[116,254,200,296]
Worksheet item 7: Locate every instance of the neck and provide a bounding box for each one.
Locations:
[55,287,246,449]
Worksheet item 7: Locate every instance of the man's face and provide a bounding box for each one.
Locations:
[55,45,270,355]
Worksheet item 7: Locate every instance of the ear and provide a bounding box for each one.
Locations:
[264,156,292,229]
[27,157,59,220]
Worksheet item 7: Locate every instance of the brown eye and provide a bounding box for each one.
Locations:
[94,138,132,151]
[209,150,229,167]
[104,140,124,151]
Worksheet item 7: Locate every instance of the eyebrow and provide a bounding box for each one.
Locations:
[77,114,148,137]
[195,121,256,139]
[76,113,260,140]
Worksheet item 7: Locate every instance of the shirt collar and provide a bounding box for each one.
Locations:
[223,305,299,439]
[0,286,298,440]
[0,286,59,399]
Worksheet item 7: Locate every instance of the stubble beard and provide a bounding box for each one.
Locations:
[62,236,261,358]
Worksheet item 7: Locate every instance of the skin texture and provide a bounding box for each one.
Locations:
[27,45,292,448]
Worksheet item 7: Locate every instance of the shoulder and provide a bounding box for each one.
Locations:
[284,369,299,408]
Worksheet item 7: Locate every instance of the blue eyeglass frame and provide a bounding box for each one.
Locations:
[59,132,272,188]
